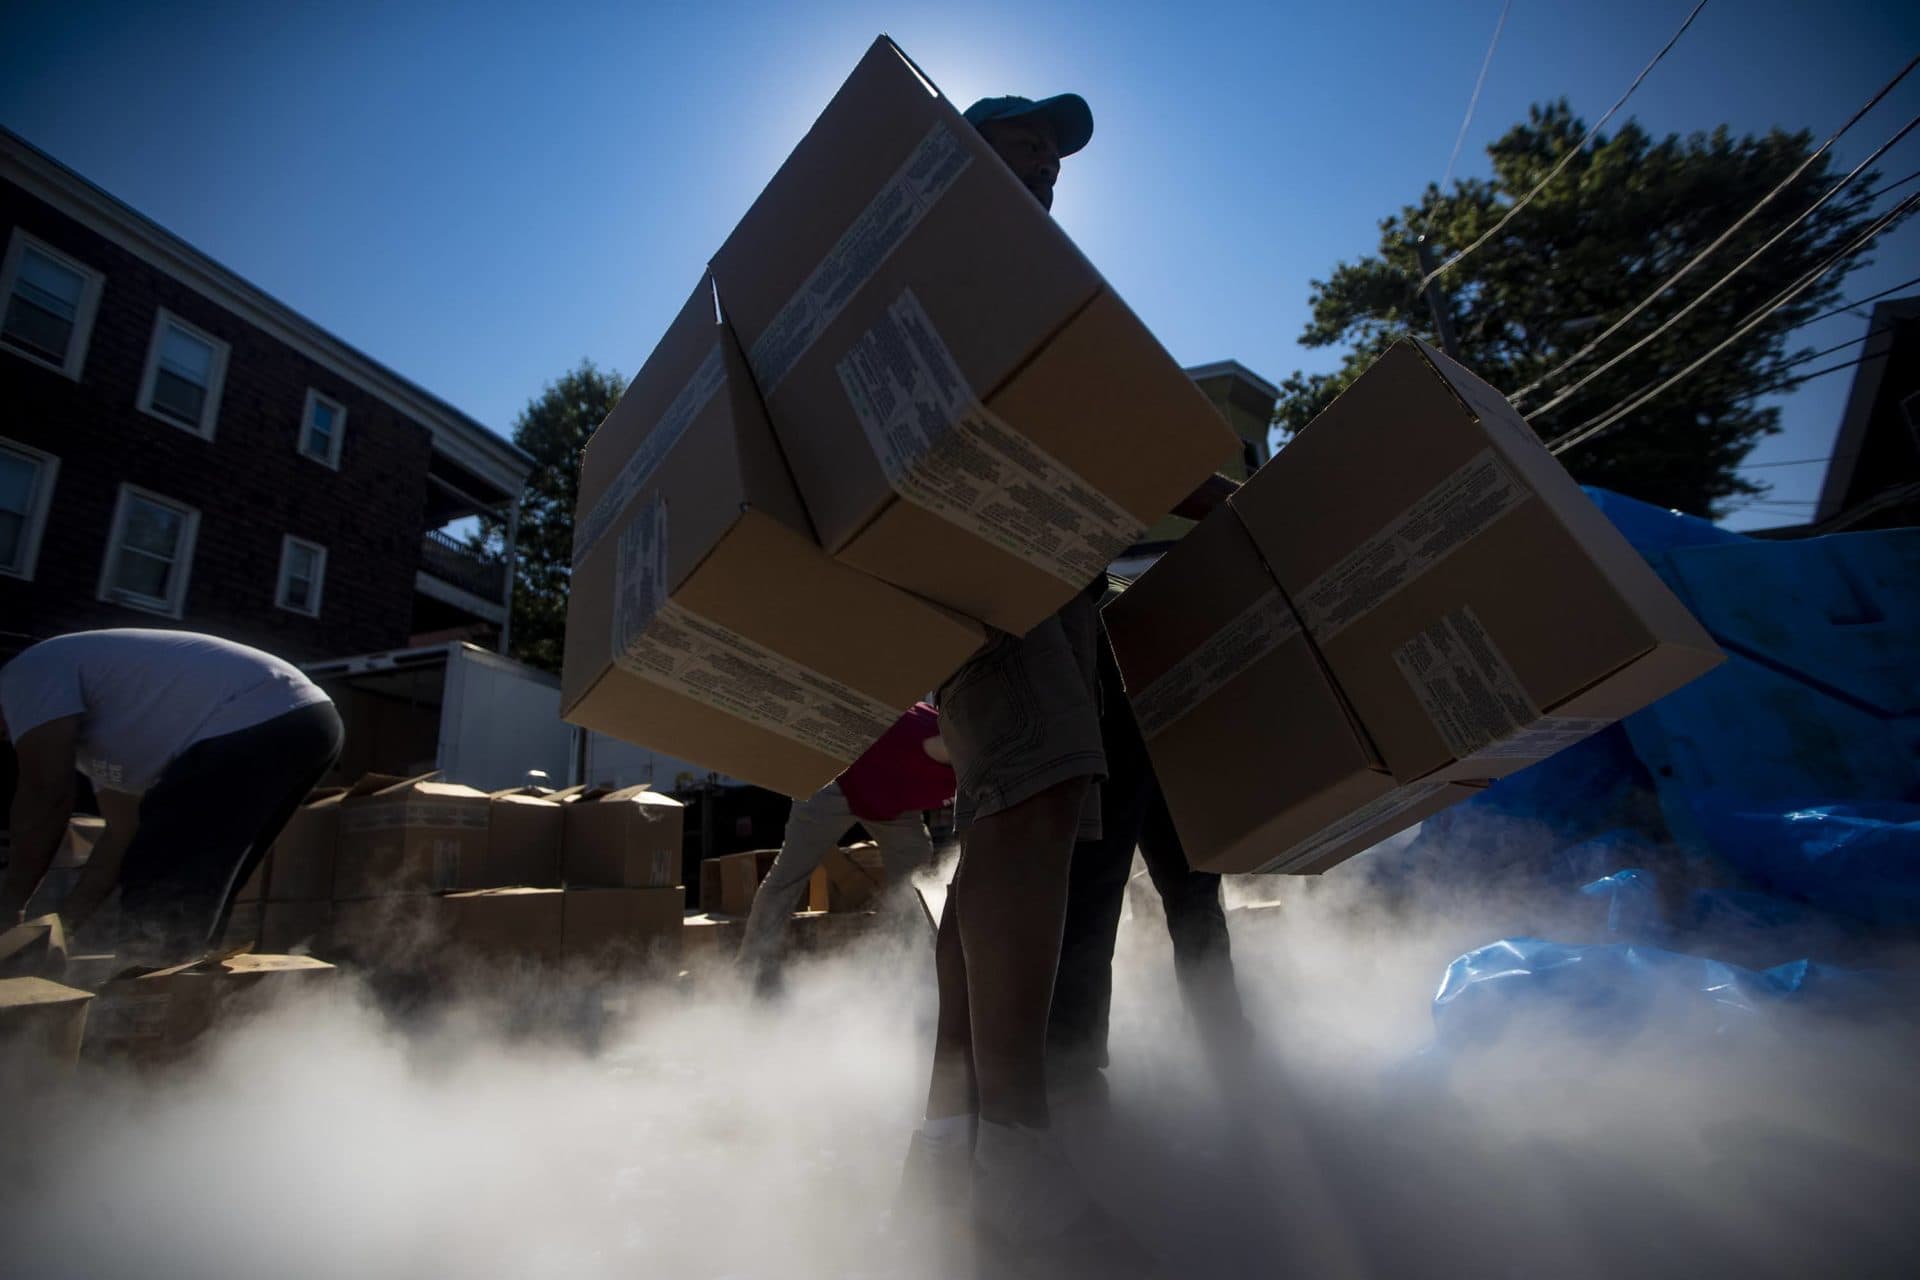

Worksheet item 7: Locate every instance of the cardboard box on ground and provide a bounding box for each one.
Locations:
[334,774,492,897]
[0,977,93,1074]
[1107,339,1724,875]
[85,953,336,1063]
[561,785,684,887]
[807,842,886,913]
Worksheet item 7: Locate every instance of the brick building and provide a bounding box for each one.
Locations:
[0,127,532,666]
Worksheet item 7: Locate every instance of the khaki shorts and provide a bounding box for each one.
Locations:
[936,578,1106,840]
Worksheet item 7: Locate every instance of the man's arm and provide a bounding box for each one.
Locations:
[1171,472,1241,522]
[2,714,80,924]
[57,789,138,934]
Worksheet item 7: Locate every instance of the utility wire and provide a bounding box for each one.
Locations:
[1865,167,1920,202]
[1546,189,1920,456]
[1419,0,1712,290]
[1522,109,1919,418]
[1734,450,1860,471]
[1426,0,1514,236]
[1510,55,1920,406]
[1756,350,1886,397]
[1792,271,1920,328]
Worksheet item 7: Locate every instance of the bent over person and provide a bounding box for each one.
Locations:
[739,702,953,986]
[1,629,343,961]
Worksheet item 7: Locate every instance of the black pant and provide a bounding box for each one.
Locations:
[116,701,344,959]
[1047,640,1249,1080]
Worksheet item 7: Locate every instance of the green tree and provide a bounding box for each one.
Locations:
[481,361,625,673]
[1276,102,1898,517]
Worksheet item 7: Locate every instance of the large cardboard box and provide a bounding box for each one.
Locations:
[335,776,491,898]
[563,276,984,799]
[709,37,1240,636]
[86,954,335,1061]
[1105,505,1482,874]
[0,977,93,1073]
[1228,340,1724,785]
[488,788,565,887]
[560,785,684,887]
[439,888,564,967]
[562,887,684,972]
[681,912,743,973]
[699,848,780,916]
[809,842,887,913]
[266,783,362,902]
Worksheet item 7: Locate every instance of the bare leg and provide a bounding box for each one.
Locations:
[925,886,978,1121]
[954,776,1088,1128]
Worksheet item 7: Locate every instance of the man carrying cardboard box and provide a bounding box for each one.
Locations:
[905,91,1222,1277]
[0,630,343,962]
[738,702,952,986]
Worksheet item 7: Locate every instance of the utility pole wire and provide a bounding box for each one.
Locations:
[1546,189,1920,457]
[1426,0,1514,236]
[1790,270,1920,329]
[1522,111,1918,419]
[1510,55,1920,406]
[1418,0,1711,290]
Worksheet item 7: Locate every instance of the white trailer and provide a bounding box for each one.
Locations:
[301,642,580,792]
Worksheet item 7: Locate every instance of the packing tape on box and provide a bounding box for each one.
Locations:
[1256,780,1453,873]
[1130,588,1302,740]
[340,799,490,833]
[611,495,900,763]
[837,289,1147,589]
[573,344,727,568]
[747,121,974,393]
[1294,449,1531,642]
[1391,604,1611,762]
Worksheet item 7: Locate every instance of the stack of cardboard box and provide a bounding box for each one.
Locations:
[216,773,696,981]
[559,36,1239,797]
[1105,340,1725,875]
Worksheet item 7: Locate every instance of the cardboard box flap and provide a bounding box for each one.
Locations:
[0,914,67,974]
[220,953,333,976]
[0,976,94,1010]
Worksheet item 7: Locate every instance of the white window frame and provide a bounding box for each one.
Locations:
[298,388,347,469]
[136,308,230,440]
[96,484,201,618]
[276,534,328,617]
[0,229,106,380]
[0,436,60,581]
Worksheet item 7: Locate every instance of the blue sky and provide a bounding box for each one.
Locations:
[4,0,1916,530]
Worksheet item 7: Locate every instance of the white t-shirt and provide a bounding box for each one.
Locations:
[0,629,332,795]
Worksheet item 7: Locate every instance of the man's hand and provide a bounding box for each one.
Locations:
[1171,472,1241,522]
[2,714,80,924]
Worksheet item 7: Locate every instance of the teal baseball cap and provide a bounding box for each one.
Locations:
[962,94,1094,156]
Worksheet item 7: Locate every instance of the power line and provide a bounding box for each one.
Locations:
[1419,0,1712,290]
[1757,350,1885,397]
[1791,271,1920,329]
[1734,451,1859,471]
[1866,167,1920,202]
[1546,189,1920,456]
[1426,0,1514,236]
[1510,55,1920,407]
[1521,108,1919,418]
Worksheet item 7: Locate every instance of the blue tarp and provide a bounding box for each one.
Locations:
[1431,935,1893,1045]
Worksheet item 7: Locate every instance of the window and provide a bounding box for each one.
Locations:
[299,389,347,468]
[276,535,327,617]
[0,438,60,581]
[98,485,200,617]
[0,231,104,378]
[137,309,229,438]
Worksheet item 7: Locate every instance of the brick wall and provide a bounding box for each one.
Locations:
[1,181,435,664]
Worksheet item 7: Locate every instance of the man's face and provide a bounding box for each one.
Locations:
[979,116,1062,211]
